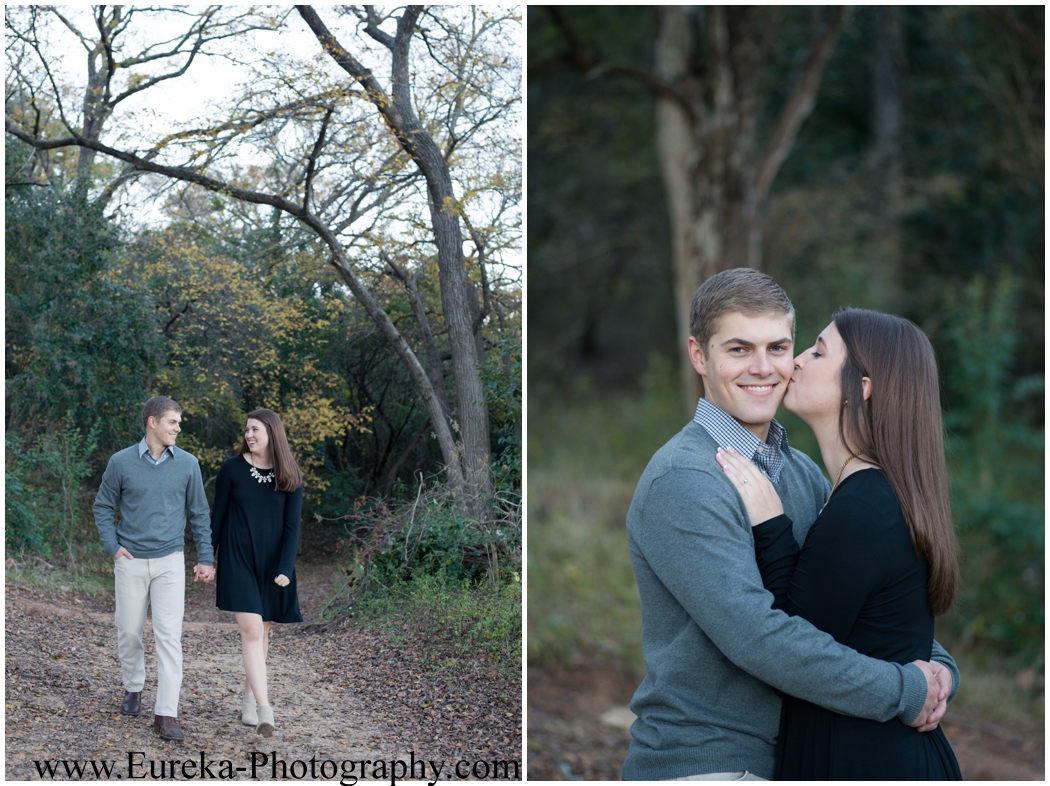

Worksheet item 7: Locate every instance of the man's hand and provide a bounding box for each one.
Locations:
[909,659,951,732]
[916,660,952,732]
[194,564,215,583]
[113,547,133,560]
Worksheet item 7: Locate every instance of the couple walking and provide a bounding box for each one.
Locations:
[93,398,303,742]
[624,269,962,780]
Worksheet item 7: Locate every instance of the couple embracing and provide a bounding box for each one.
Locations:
[93,397,303,741]
[624,269,962,780]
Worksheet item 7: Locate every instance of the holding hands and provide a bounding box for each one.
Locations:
[194,564,215,583]
[716,447,784,527]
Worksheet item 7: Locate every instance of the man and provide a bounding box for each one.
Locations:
[622,269,958,780]
[94,396,215,742]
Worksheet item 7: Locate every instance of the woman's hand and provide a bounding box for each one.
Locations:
[274,574,290,587]
[715,447,785,527]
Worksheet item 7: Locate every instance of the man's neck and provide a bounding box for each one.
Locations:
[144,433,168,460]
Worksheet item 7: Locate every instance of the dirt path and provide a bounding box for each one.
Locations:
[5,558,521,781]
[527,661,1044,781]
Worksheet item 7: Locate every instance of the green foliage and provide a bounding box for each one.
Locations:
[5,187,159,453]
[482,335,522,494]
[5,414,100,565]
[370,499,489,586]
[5,436,51,556]
[941,275,1044,659]
[355,572,521,670]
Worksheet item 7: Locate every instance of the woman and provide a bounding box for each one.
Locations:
[716,308,961,780]
[211,408,303,738]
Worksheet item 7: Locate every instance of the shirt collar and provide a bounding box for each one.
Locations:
[693,397,790,482]
[138,437,175,461]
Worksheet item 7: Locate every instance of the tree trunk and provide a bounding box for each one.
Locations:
[870,5,905,309]
[651,6,849,413]
[297,6,493,513]
[654,6,705,409]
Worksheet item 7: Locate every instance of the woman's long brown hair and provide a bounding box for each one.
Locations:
[834,307,959,616]
[236,408,303,493]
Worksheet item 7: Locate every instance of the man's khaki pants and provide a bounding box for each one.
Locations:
[113,551,185,717]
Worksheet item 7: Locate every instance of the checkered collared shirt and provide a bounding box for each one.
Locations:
[693,397,790,483]
[138,437,175,466]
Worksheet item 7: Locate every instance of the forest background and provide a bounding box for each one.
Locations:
[528,5,1043,776]
[5,6,522,661]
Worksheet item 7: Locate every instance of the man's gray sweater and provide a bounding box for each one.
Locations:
[622,421,954,780]
[93,444,213,565]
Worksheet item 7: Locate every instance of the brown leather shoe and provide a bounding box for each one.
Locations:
[121,691,141,716]
[153,715,184,741]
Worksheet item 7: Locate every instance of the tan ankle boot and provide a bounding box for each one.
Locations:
[240,691,258,726]
[256,704,274,737]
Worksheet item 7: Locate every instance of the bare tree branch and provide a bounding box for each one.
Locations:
[540,6,696,123]
[753,6,850,207]
[303,105,334,213]
[982,5,1044,63]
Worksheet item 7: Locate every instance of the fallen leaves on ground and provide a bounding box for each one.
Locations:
[5,557,521,781]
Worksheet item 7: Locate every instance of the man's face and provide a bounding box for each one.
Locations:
[688,311,795,440]
[148,410,182,447]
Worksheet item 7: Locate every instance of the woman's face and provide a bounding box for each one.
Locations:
[783,322,847,423]
[244,418,270,457]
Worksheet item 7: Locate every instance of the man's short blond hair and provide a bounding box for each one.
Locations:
[142,396,181,430]
[690,269,795,353]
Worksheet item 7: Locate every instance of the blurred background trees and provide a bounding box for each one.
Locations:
[528,3,1043,730]
[5,7,521,606]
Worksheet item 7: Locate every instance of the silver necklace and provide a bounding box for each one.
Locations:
[248,455,274,484]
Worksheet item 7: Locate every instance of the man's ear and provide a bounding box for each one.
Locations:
[861,376,872,402]
[687,336,707,377]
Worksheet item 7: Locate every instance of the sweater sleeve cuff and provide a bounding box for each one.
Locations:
[896,662,929,724]
[930,643,961,702]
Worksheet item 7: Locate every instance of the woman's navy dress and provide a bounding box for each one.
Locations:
[211,455,303,623]
[753,469,961,780]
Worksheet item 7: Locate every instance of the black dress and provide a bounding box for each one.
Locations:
[211,455,303,623]
[752,469,961,780]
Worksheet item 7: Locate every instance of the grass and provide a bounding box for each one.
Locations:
[933,628,1045,727]
[527,382,1044,727]
[527,369,684,669]
[5,549,113,596]
[352,572,523,678]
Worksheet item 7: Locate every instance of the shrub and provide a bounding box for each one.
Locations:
[941,275,1044,660]
[5,414,99,566]
[5,436,51,557]
[355,572,522,669]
